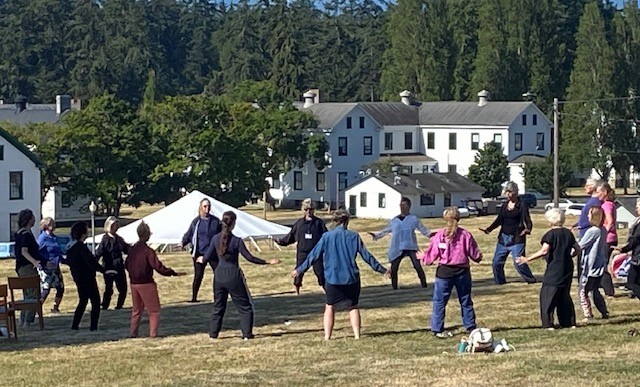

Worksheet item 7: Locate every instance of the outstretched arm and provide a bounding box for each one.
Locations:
[370,222,393,240]
[239,241,269,265]
[276,222,298,246]
[516,243,549,265]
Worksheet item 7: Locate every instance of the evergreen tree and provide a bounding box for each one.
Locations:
[449,0,478,101]
[420,0,455,101]
[269,0,304,100]
[467,141,509,198]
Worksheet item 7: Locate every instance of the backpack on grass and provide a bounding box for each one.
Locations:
[466,328,493,353]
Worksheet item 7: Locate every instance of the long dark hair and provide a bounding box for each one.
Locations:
[217,211,236,257]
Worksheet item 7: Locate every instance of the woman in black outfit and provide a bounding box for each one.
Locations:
[204,211,279,340]
[179,198,222,302]
[66,222,104,330]
[96,216,130,310]
[14,209,44,327]
[613,199,640,300]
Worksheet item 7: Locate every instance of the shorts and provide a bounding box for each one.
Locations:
[38,267,64,291]
[325,282,360,306]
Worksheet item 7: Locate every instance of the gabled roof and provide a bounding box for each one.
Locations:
[616,197,638,215]
[353,173,484,195]
[419,101,533,126]
[0,125,44,167]
[304,103,357,128]
[0,104,63,125]
[358,102,419,126]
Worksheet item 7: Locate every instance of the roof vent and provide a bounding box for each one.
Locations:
[14,95,27,113]
[303,91,316,108]
[394,176,401,185]
[415,179,420,188]
[400,90,413,106]
[478,90,490,107]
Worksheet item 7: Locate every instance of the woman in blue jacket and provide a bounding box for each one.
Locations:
[37,217,65,313]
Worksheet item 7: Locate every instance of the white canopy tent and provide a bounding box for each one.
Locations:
[92,190,291,252]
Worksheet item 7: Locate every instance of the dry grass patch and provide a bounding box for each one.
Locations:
[1,213,640,386]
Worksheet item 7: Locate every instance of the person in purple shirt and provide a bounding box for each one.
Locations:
[573,179,604,239]
[419,207,483,338]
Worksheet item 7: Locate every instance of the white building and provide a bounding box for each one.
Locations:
[41,187,92,221]
[0,126,42,242]
[344,172,484,219]
[270,90,553,208]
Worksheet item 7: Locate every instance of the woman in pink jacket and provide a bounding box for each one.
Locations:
[419,207,483,338]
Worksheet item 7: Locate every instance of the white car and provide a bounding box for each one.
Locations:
[544,198,576,211]
[564,204,586,216]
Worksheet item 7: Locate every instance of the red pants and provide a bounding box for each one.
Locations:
[130,283,161,338]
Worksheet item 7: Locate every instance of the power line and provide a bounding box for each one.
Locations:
[558,95,640,104]
[558,112,640,124]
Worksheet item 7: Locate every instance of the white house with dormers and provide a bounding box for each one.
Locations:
[0,126,42,242]
[270,89,552,208]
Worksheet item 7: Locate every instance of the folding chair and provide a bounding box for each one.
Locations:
[8,276,44,330]
[0,284,18,339]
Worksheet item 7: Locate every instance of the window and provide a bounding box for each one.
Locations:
[9,171,23,200]
[384,133,393,150]
[449,133,457,150]
[448,165,457,173]
[444,192,451,206]
[338,137,348,156]
[9,213,19,242]
[494,133,502,143]
[427,132,435,149]
[471,133,480,150]
[536,132,544,150]
[522,114,527,125]
[294,171,302,190]
[515,133,523,151]
[346,117,352,129]
[378,193,386,208]
[338,172,347,191]
[533,114,538,125]
[0,144,4,160]
[420,193,435,206]
[404,132,413,150]
[61,190,72,208]
[316,172,325,191]
[422,165,429,173]
[360,192,367,207]
[404,165,413,174]
[271,178,281,189]
[359,116,365,129]
[363,136,373,155]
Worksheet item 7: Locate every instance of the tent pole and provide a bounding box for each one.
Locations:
[249,237,262,253]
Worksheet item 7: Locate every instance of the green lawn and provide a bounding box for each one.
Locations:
[1,211,639,386]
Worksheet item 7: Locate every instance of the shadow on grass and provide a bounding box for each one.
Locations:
[0,275,529,351]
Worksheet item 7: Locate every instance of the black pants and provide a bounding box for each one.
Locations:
[210,267,254,338]
[294,251,325,287]
[582,276,608,317]
[627,263,640,300]
[102,270,127,309]
[600,243,616,296]
[73,279,101,330]
[540,284,575,328]
[192,258,216,301]
[390,250,427,290]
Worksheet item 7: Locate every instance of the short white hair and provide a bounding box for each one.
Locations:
[545,208,565,226]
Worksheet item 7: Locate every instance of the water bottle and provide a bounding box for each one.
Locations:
[458,337,468,353]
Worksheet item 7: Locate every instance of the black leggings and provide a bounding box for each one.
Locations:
[210,268,254,338]
[390,250,427,290]
[102,270,127,309]
[628,264,640,300]
[73,280,101,330]
[600,243,616,296]
[192,258,216,301]
[294,251,325,287]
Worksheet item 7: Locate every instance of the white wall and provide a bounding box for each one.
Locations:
[0,138,41,242]
[380,125,422,155]
[344,177,402,219]
[42,186,91,221]
[507,105,552,160]
[509,164,526,193]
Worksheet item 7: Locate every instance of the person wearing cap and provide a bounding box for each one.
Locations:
[369,197,430,290]
[276,198,327,294]
[292,209,390,340]
[96,216,130,309]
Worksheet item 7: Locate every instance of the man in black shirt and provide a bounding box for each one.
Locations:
[276,198,327,294]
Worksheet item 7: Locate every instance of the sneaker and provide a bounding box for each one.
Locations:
[188,299,199,303]
[434,331,453,339]
[51,306,60,314]
[546,327,555,331]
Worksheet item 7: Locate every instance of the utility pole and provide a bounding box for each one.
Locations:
[553,98,559,208]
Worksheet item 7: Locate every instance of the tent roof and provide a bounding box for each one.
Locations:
[93,190,290,245]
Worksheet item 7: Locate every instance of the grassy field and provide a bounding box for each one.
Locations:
[1,209,640,386]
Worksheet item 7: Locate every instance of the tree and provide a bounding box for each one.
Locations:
[522,155,573,196]
[269,0,304,100]
[449,0,478,101]
[467,141,509,198]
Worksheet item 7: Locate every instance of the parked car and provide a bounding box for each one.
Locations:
[564,203,585,216]
[518,193,537,209]
[544,198,576,211]
[0,242,15,259]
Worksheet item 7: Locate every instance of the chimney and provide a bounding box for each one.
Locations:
[478,90,490,107]
[307,88,320,104]
[394,176,401,185]
[56,94,72,115]
[71,98,82,111]
[400,90,413,106]
[303,90,316,108]
[14,95,27,113]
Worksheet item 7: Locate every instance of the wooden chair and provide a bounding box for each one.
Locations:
[0,284,18,339]
[8,276,44,330]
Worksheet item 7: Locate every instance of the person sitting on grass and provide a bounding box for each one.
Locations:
[418,207,482,338]
[517,208,581,330]
[66,222,104,331]
[125,221,186,338]
[292,209,391,340]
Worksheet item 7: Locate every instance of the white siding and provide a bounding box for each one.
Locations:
[345,178,402,219]
[507,105,552,160]
[0,138,41,242]
[380,126,421,154]
[42,186,91,221]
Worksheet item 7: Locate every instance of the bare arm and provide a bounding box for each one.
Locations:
[516,243,550,264]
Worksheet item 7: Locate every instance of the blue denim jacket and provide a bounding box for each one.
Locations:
[297,225,387,285]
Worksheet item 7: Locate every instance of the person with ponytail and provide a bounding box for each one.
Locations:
[204,211,279,340]
[418,207,483,338]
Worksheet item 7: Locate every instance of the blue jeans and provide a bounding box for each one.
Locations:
[430,270,476,333]
[492,234,536,284]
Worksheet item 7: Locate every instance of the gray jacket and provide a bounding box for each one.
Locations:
[578,226,606,278]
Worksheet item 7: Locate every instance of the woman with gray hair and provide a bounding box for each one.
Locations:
[276,198,327,294]
[481,182,537,284]
[95,216,130,310]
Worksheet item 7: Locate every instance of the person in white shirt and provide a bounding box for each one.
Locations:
[370,197,430,290]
